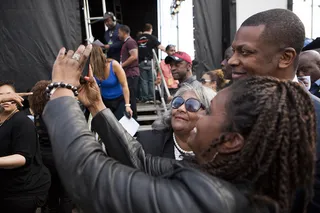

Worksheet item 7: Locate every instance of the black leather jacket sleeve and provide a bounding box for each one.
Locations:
[42,97,254,213]
[91,108,176,176]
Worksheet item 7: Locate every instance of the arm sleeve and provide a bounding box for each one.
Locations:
[43,97,247,213]
[153,36,161,48]
[91,108,176,176]
[11,114,37,166]
[127,39,138,52]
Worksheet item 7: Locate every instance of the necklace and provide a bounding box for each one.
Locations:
[173,133,194,154]
[0,109,18,127]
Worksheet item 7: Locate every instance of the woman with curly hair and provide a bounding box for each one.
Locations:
[201,69,230,92]
[29,80,73,213]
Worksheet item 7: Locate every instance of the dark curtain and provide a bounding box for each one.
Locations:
[0,0,82,92]
[193,0,222,78]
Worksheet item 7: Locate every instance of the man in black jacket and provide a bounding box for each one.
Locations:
[229,9,320,213]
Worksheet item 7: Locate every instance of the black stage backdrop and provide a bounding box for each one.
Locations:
[193,0,223,78]
[0,0,82,92]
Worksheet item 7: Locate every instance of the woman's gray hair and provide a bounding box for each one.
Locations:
[152,83,216,131]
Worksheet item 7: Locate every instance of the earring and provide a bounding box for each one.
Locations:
[210,152,219,162]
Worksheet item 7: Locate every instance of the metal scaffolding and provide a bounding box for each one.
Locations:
[83,0,107,44]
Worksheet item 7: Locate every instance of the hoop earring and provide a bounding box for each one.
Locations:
[210,152,219,162]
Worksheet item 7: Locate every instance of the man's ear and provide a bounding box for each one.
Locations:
[217,132,244,154]
[279,47,296,69]
[187,63,192,71]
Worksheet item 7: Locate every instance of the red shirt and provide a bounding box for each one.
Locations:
[120,37,140,77]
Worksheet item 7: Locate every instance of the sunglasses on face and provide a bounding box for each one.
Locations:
[171,96,205,112]
[200,78,212,84]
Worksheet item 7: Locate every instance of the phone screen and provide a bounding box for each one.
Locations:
[80,54,91,84]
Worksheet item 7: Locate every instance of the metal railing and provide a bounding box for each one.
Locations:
[152,49,171,113]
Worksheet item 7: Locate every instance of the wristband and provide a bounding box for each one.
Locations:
[125,104,131,107]
[46,82,78,98]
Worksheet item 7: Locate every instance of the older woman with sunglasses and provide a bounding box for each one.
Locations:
[137,84,216,160]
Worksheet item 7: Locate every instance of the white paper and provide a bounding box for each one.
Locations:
[92,39,105,47]
[119,116,140,137]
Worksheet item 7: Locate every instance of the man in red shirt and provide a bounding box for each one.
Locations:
[118,25,139,119]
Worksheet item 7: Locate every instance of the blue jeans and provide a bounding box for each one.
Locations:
[139,61,154,101]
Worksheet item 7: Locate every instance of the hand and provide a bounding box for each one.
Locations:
[104,44,110,50]
[0,92,32,107]
[125,106,133,118]
[155,78,161,85]
[78,65,105,116]
[167,96,173,102]
[52,45,92,87]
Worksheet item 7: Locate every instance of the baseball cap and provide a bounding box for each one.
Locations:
[165,51,192,64]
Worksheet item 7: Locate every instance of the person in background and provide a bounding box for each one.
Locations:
[90,45,133,119]
[228,8,320,213]
[0,81,50,213]
[135,31,142,41]
[221,46,233,81]
[138,84,215,160]
[156,44,179,97]
[119,25,139,119]
[165,51,201,88]
[137,23,165,104]
[103,12,122,62]
[297,50,320,98]
[29,80,73,213]
[201,69,229,92]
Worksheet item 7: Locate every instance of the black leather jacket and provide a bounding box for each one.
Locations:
[43,97,270,213]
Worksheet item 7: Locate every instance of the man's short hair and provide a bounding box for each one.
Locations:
[165,44,176,51]
[143,23,153,32]
[241,9,305,55]
[119,25,131,34]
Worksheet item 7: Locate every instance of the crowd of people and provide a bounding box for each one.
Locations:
[1,7,320,213]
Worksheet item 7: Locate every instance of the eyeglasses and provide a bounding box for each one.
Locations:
[200,78,212,84]
[171,96,205,112]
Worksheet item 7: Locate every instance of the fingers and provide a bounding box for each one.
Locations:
[57,47,66,59]
[88,64,93,77]
[0,94,24,106]
[74,45,86,57]
[15,98,24,107]
[85,65,96,84]
[66,50,75,58]
[79,44,92,68]
[17,92,33,97]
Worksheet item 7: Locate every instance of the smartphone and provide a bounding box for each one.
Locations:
[80,54,91,84]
